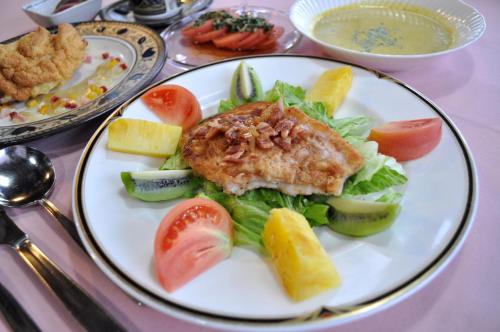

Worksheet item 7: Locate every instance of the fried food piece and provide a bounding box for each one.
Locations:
[0,23,87,102]
[182,102,364,196]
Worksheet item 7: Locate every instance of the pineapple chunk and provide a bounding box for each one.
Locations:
[263,208,340,301]
[306,66,353,116]
[107,118,181,158]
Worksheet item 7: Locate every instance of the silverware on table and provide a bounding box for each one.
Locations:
[0,145,83,248]
[0,208,125,331]
[0,281,41,332]
[0,145,144,308]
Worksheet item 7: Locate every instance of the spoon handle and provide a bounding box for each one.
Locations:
[39,198,84,249]
[0,282,41,332]
[15,241,126,331]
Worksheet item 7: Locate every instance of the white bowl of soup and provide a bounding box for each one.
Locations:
[289,0,485,71]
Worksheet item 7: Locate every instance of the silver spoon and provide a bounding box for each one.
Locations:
[0,145,82,247]
[0,147,142,308]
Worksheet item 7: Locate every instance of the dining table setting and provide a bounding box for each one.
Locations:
[0,0,499,331]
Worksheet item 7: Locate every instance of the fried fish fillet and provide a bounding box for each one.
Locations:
[0,23,87,102]
[182,102,364,196]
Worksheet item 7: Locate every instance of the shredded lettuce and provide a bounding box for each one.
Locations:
[199,181,269,252]
[376,190,404,204]
[342,137,407,195]
[241,188,330,227]
[218,99,235,113]
[264,80,306,106]
[302,204,330,226]
[343,166,407,195]
[160,148,189,170]
[200,181,330,252]
[327,116,373,139]
[264,80,373,138]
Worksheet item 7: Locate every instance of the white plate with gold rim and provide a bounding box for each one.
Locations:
[290,0,486,71]
[0,21,165,145]
[73,55,477,331]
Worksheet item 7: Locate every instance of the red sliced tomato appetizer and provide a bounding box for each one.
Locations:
[254,36,277,50]
[192,26,228,43]
[181,10,281,51]
[141,84,202,130]
[181,19,213,37]
[213,32,251,49]
[232,29,266,50]
[368,118,442,161]
[270,26,285,39]
[254,27,285,50]
[154,198,234,292]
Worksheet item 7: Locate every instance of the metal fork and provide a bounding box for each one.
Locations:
[0,208,125,331]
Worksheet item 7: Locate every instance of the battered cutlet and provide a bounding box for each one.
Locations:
[182,102,364,196]
[0,23,87,102]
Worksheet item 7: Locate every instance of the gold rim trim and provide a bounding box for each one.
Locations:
[73,54,477,328]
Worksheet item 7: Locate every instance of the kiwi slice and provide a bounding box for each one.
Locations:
[326,197,401,237]
[121,169,196,202]
[230,61,264,106]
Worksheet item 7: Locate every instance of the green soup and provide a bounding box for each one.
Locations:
[313,4,456,55]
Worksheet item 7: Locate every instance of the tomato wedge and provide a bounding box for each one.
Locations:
[154,198,233,292]
[181,20,213,37]
[141,84,202,130]
[368,118,442,161]
[213,32,251,48]
[192,26,228,43]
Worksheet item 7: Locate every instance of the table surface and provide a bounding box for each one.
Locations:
[1,0,499,331]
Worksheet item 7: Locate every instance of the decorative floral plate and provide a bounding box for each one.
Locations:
[0,21,165,145]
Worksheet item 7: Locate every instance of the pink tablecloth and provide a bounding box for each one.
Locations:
[1,0,499,331]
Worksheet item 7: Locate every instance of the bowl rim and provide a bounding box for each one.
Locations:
[22,0,102,18]
[289,0,486,60]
